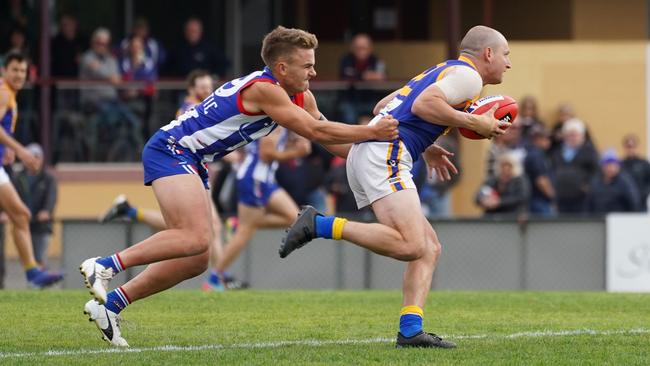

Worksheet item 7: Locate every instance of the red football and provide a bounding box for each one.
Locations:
[459,95,518,140]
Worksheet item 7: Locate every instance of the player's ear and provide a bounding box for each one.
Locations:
[277,61,288,75]
[484,47,493,62]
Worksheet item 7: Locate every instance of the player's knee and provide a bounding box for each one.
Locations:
[187,252,210,277]
[9,206,31,227]
[429,237,442,259]
[393,240,427,261]
[184,230,212,256]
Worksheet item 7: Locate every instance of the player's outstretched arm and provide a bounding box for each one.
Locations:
[412,84,510,139]
[244,83,399,144]
[302,90,352,159]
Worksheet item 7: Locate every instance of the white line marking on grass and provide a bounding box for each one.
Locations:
[1,328,649,359]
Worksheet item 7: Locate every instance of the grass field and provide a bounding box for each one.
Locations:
[1,290,649,365]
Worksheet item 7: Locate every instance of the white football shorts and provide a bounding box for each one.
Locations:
[0,166,10,186]
[346,140,416,209]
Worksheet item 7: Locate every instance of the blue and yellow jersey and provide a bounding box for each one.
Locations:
[376,56,481,161]
[0,79,18,159]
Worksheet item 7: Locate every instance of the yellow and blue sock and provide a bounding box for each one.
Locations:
[126,207,144,221]
[399,305,424,337]
[96,253,125,274]
[105,287,131,314]
[314,215,348,240]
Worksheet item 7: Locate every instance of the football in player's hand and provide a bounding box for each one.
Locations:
[459,95,518,139]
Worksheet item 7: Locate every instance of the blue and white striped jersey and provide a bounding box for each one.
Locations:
[160,67,304,162]
[236,128,289,185]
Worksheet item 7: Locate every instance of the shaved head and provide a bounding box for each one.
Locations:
[459,25,507,57]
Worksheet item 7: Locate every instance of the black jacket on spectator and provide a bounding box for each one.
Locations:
[586,171,639,214]
[171,39,229,78]
[339,53,383,80]
[51,33,87,77]
[550,144,599,213]
[13,169,57,234]
[621,156,650,210]
[476,175,530,217]
[524,146,553,205]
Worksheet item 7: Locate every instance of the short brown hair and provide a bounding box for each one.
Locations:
[261,26,318,67]
[186,69,211,88]
[3,51,28,68]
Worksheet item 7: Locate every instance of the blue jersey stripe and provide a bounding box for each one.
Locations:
[377,59,478,161]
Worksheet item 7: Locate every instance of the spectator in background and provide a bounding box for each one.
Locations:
[338,33,386,123]
[621,134,650,210]
[586,149,639,214]
[517,95,544,146]
[120,36,158,138]
[171,18,230,78]
[51,14,86,78]
[177,69,213,117]
[484,122,526,180]
[549,103,575,154]
[549,104,595,156]
[79,28,122,106]
[3,27,30,58]
[523,124,555,216]
[13,143,57,267]
[476,153,530,218]
[550,118,599,214]
[80,28,141,161]
[120,18,166,74]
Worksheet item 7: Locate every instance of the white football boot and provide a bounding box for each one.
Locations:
[83,299,129,347]
[79,257,114,304]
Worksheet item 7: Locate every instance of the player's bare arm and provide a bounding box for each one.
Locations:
[0,89,37,170]
[259,128,311,163]
[301,90,353,159]
[373,89,400,115]
[411,83,509,138]
[242,82,399,144]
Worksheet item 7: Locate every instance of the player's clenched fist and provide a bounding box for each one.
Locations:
[373,115,400,141]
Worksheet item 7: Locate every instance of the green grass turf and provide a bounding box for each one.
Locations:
[1,290,649,365]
